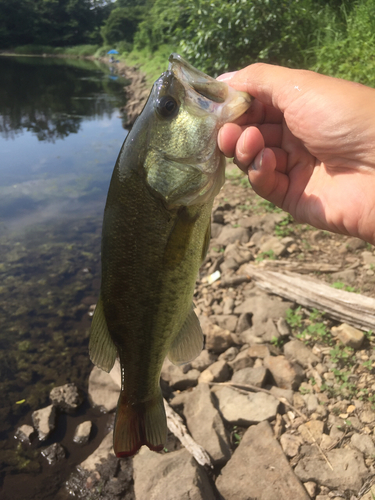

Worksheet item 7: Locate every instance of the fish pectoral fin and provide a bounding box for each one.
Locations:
[114,391,167,457]
[168,305,203,365]
[89,296,117,373]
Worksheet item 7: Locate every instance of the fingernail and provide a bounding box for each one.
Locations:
[251,149,265,171]
[217,71,237,82]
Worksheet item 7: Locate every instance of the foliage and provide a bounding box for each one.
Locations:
[313,0,375,84]
[101,6,145,46]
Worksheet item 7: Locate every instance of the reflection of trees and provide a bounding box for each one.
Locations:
[0,57,127,142]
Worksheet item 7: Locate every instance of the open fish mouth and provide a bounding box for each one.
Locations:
[168,53,251,123]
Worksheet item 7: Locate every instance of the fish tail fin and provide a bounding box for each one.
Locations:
[114,390,167,457]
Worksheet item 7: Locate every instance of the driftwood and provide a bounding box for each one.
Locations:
[164,399,213,468]
[244,263,375,331]
[255,259,342,274]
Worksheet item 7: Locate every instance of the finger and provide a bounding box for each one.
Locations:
[234,126,265,172]
[248,148,289,208]
[218,123,244,158]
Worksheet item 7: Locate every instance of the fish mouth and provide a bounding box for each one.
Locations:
[167,53,251,123]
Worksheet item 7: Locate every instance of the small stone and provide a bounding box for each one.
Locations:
[199,360,230,384]
[210,314,238,332]
[303,481,317,498]
[351,433,375,456]
[73,421,92,445]
[259,236,287,257]
[229,350,254,372]
[331,323,364,349]
[270,386,294,404]
[14,424,35,444]
[222,297,235,315]
[360,409,375,424]
[284,339,320,368]
[236,313,252,333]
[231,366,267,388]
[41,443,65,465]
[248,344,270,359]
[219,346,239,362]
[32,405,56,441]
[213,386,279,425]
[280,432,303,457]
[362,251,375,266]
[264,355,304,390]
[216,226,251,246]
[50,383,83,413]
[276,317,290,336]
[190,349,217,371]
[203,322,235,353]
[298,420,325,445]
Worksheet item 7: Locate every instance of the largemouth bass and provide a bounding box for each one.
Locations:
[90,54,251,457]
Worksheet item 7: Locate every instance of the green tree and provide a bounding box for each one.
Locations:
[101,5,145,46]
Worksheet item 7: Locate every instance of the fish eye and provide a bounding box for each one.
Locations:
[157,96,178,118]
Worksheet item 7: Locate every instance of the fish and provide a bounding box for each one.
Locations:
[89,53,251,457]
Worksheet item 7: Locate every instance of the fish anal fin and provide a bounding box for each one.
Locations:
[168,305,203,365]
[114,391,167,457]
[89,296,117,373]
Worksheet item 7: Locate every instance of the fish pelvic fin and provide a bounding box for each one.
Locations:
[168,304,203,365]
[89,295,117,372]
[114,390,167,458]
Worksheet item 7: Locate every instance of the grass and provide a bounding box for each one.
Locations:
[286,306,375,404]
[331,281,358,293]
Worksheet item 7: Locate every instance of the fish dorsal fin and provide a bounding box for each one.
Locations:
[89,296,117,373]
[168,305,203,365]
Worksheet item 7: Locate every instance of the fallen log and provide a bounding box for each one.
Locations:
[244,264,375,331]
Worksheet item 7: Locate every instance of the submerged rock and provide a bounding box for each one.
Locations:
[32,404,56,441]
[50,383,83,413]
[41,443,66,465]
[14,424,36,444]
[73,420,92,445]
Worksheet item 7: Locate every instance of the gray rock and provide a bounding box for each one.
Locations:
[229,350,254,372]
[216,420,310,500]
[259,236,287,257]
[203,322,235,353]
[80,431,115,471]
[331,269,357,284]
[260,317,280,342]
[50,383,83,413]
[209,314,238,332]
[294,445,368,492]
[346,237,367,251]
[284,339,320,368]
[216,226,251,246]
[88,366,120,412]
[303,393,319,413]
[248,344,270,359]
[270,386,294,404]
[133,447,216,500]
[199,360,231,384]
[218,346,239,362]
[162,359,200,390]
[331,323,364,349]
[41,443,66,465]
[213,386,279,425]
[280,432,303,457]
[190,349,217,372]
[277,317,291,336]
[231,366,267,388]
[362,251,375,266]
[298,420,325,445]
[73,420,92,445]
[351,433,375,456]
[236,312,252,333]
[14,424,35,444]
[32,404,56,441]
[183,384,231,465]
[264,355,304,390]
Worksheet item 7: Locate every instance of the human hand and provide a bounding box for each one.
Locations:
[218,63,375,245]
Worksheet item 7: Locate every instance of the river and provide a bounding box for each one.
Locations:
[0,55,129,499]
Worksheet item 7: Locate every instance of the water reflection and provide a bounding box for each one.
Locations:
[0,56,127,141]
[0,56,128,493]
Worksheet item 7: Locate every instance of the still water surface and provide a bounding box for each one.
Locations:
[0,56,129,497]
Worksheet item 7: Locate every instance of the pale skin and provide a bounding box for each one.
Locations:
[217,63,375,246]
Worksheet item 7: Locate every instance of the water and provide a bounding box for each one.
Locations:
[0,56,129,498]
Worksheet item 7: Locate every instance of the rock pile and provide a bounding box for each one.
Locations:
[75,172,375,500]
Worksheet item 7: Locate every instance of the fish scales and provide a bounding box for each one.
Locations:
[90,54,251,457]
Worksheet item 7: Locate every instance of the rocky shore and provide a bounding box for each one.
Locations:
[15,164,375,500]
